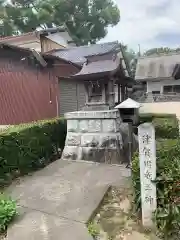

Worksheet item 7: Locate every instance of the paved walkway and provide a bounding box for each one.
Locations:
[6,160,131,240]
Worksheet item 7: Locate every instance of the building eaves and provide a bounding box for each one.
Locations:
[0,32,35,43]
[0,27,66,43]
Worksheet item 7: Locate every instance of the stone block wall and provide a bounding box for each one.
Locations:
[62,110,126,164]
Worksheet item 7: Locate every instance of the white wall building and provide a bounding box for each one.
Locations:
[135,53,180,95]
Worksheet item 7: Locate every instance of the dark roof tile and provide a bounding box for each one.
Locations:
[48,41,119,65]
[75,58,120,76]
[59,57,121,80]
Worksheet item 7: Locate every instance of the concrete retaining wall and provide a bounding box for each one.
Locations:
[139,102,180,117]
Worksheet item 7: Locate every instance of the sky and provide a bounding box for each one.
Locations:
[101,0,180,52]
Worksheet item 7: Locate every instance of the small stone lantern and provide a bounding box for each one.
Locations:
[115,98,141,125]
[115,98,141,167]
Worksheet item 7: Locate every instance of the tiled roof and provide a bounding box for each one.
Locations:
[48,41,119,65]
[135,53,180,80]
[115,98,141,109]
[59,54,122,80]
[72,57,120,78]
[45,32,73,47]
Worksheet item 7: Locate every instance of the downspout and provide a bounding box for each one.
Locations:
[56,77,60,117]
[56,95,59,117]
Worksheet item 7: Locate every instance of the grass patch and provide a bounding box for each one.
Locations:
[87,222,100,240]
[87,186,157,239]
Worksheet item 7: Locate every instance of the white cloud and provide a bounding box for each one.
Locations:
[101,0,180,52]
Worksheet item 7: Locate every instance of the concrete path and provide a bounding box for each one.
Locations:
[6,160,131,240]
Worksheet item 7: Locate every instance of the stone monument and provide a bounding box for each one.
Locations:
[138,123,157,227]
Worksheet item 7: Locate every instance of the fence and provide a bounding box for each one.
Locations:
[138,93,180,103]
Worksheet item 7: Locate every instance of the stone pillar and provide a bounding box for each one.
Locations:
[62,110,124,164]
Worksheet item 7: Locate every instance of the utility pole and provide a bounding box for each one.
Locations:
[138,44,141,57]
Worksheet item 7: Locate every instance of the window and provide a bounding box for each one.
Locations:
[174,85,180,93]
[87,81,103,103]
[152,91,160,95]
[88,82,102,96]
[163,86,173,93]
[163,85,180,93]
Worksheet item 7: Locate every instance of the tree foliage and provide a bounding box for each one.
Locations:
[0,0,15,36]
[144,47,180,56]
[0,0,120,45]
[122,44,138,78]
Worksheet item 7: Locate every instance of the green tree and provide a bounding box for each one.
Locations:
[144,47,180,56]
[0,0,120,45]
[0,0,15,36]
[121,44,138,78]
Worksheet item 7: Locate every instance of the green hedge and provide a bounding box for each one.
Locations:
[132,139,180,239]
[0,118,66,186]
[139,113,176,123]
[139,114,179,139]
[153,117,179,139]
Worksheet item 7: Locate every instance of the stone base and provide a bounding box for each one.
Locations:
[63,146,124,164]
[62,110,127,164]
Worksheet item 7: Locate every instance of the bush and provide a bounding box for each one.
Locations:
[0,118,66,185]
[132,139,180,239]
[139,114,154,124]
[153,117,179,139]
[139,113,176,123]
[139,114,179,139]
[0,194,17,232]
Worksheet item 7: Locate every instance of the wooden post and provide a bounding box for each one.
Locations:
[138,123,157,227]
